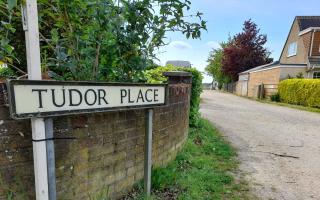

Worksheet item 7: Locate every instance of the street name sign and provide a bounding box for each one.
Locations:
[7,80,167,119]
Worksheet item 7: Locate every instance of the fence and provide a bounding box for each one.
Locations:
[263,84,278,98]
[223,82,236,93]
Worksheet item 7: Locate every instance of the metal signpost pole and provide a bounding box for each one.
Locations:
[22,0,49,199]
[144,108,153,196]
[45,118,57,200]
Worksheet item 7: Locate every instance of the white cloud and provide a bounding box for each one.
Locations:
[169,41,192,50]
[205,41,221,49]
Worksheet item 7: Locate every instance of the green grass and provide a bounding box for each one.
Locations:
[259,99,320,114]
[122,118,255,200]
[233,92,320,114]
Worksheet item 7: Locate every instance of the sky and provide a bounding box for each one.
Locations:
[156,0,320,83]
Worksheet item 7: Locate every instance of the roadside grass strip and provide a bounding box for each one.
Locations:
[260,100,320,114]
[121,118,255,200]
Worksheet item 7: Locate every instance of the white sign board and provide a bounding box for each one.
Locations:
[7,80,166,119]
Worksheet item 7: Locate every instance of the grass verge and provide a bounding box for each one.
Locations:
[258,99,320,114]
[120,118,255,200]
[232,91,320,114]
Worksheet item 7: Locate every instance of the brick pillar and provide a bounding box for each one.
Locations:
[163,71,192,106]
[163,71,192,84]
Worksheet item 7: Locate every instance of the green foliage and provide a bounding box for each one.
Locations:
[270,93,280,102]
[0,0,22,75]
[181,67,203,127]
[206,20,273,83]
[205,43,231,88]
[124,118,254,199]
[6,191,14,200]
[89,187,110,200]
[0,67,15,79]
[278,79,320,108]
[0,0,206,81]
[296,72,304,79]
[286,74,293,79]
[144,65,177,83]
[145,65,203,127]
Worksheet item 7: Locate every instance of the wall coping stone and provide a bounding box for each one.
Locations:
[163,71,192,84]
[163,71,192,77]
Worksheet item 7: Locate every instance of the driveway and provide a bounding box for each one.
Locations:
[200,90,320,200]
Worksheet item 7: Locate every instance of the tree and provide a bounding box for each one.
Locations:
[222,19,273,81]
[205,42,231,88]
[0,0,206,81]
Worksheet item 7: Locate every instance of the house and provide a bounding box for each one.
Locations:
[237,16,320,98]
[166,60,192,68]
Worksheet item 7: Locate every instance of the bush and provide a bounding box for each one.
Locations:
[270,93,280,102]
[144,65,177,84]
[278,79,320,108]
[1,1,206,81]
[145,65,203,127]
[0,67,15,79]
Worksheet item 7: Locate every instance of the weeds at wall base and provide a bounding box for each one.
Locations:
[120,118,255,200]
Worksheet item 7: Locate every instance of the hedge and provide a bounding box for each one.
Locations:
[278,79,320,108]
[144,65,203,127]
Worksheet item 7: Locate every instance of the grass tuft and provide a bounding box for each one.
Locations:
[121,118,255,200]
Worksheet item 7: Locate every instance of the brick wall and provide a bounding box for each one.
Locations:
[280,20,308,65]
[247,68,281,98]
[0,72,191,200]
[279,67,307,80]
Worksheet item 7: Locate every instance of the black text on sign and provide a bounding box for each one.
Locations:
[7,80,166,119]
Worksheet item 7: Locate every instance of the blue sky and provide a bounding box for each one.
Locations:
[157,0,320,82]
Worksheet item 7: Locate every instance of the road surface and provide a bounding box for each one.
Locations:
[200,90,320,200]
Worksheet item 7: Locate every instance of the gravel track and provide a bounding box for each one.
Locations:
[200,90,320,200]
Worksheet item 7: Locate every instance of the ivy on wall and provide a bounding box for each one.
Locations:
[145,65,203,127]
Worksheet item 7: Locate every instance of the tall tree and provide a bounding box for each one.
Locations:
[205,42,231,88]
[222,19,273,81]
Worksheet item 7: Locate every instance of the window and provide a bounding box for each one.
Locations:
[313,71,320,79]
[287,42,297,57]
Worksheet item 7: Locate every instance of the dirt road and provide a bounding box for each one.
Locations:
[200,90,320,200]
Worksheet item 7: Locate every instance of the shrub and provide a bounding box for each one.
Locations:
[270,93,280,102]
[278,79,320,108]
[144,65,177,84]
[0,67,15,79]
[145,65,203,127]
[1,0,206,81]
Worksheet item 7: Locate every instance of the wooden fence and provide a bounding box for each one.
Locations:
[263,84,278,98]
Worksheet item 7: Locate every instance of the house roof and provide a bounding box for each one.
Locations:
[297,16,320,31]
[279,16,320,60]
[239,16,320,76]
[239,61,280,75]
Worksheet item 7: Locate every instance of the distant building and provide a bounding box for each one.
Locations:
[166,60,191,68]
[202,82,218,90]
[237,16,320,98]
